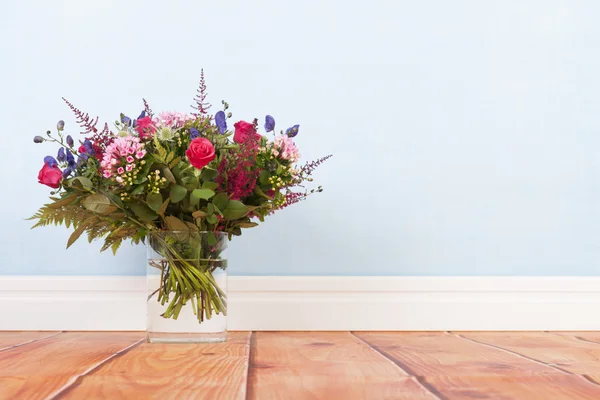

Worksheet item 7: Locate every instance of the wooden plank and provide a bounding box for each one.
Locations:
[60,331,252,400]
[457,331,600,383]
[0,332,144,400]
[248,331,437,400]
[356,332,600,400]
[0,331,61,351]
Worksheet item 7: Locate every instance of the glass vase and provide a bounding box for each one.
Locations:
[146,231,228,343]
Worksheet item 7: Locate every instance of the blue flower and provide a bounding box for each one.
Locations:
[33,136,44,143]
[138,110,146,119]
[66,135,74,147]
[121,114,132,126]
[66,149,76,168]
[286,124,300,138]
[62,168,72,179]
[264,115,275,132]
[215,111,227,134]
[83,139,94,155]
[190,128,200,139]
[57,148,66,162]
[56,120,65,131]
[44,156,58,167]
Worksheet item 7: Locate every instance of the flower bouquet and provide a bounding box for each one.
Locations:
[30,71,331,342]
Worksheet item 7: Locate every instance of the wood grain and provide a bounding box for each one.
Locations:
[248,331,437,400]
[457,331,600,383]
[0,332,143,400]
[0,331,61,351]
[356,332,600,400]
[60,331,251,400]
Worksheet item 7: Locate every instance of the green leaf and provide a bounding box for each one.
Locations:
[212,203,223,217]
[166,151,175,164]
[158,198,170,216]
[238,222,259,228]
[259,170,270,185]
[162,167,176,184]
[212,192,229,211]
[276,165,283,174]
[222,200,250,220]
[254,186,274,200]
[207,203,214,215]
[71,176,93,191]
[202,181,219,190]
[146,192,163,212]
[207,232,217,246]
[192,210,207,218]
[82,194,118,215]
[164,216,189,231]
[129,202,159,221]
[131,183,147,196]
[133,162,154,184]
[206,214,218,224]
[67,216,95,249]
[153,137,168,163]
[200,167,218,181]
[185,221,198,232]
[169,156,182,169]
[170,185,187,203]
[192,188,215,201]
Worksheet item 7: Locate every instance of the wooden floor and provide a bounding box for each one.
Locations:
[2,332,600,399]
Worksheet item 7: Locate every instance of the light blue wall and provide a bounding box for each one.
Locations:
[1,0,599,276]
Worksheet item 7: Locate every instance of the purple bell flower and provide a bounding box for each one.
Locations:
[57,148,66,162]
[62,168,72,179]
[57,120,65,131]
[44,156,58,167]
[286,124,300,138]
[66,149,76,168]
[66,135,74,147]
[33,136,44,143]
[190,128,200,139]
[264,115,275,132]
[215,111,227,134]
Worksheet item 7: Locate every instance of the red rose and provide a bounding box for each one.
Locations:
[233,120,261,144]
[136,116,156,139]
[38,164,62,188]
[186,137,216,169]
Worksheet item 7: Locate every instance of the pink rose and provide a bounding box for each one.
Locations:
[135,116,156,139]
[233,120,261,144]
[186,137,216,169]
[38,164,62,188]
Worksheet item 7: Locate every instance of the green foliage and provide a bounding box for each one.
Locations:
[170,185,187,203]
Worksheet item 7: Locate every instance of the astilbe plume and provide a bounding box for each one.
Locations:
[62,98,99,134]
[216,141,260,200]
[191,69,211,116]
[142,98,154,118]
[88,122,115,151]
[301,154,333,176]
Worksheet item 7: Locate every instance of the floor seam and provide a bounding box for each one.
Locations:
[350,332,446,400]
[46,338,145,400]
[0,331,64,353]
[448,331,600,389]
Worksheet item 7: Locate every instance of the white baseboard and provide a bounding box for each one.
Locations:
[1,276,600,331]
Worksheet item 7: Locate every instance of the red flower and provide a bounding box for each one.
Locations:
[38,164,62,188]
[78,145,87,154]
[136,116,156,139]
[186,137,216,169]
[233,120,261,144]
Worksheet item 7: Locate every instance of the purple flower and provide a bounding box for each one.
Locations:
[33,136,44,143]
[44,156,58,167]
[286,124,300,138]
[138,110,146,119]
[215,111,227,134]
[62,167,72,179]
[57,120,65,131]
[66,135,74,147]
[83,139,94,155]
[190,127,200,139]
[121,114,132,126]
[57,148,66,162]
[66,149,76,168]
[264,115,275,132]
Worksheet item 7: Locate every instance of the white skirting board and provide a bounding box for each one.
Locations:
[1,276,600,331]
